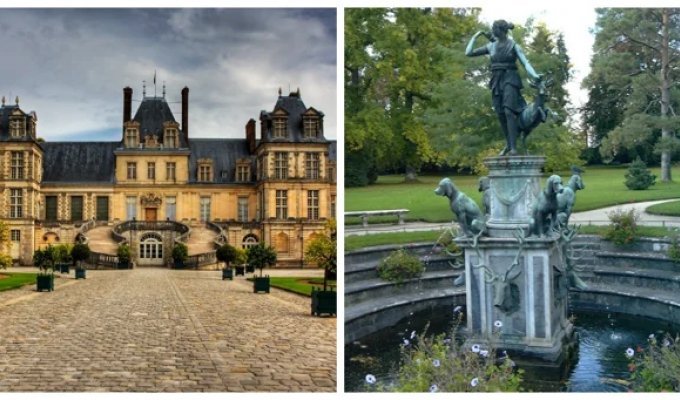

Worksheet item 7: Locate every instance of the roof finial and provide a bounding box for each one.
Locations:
[1,96,4,106]
[162,81,166,99]
[297,87,300,97]
[278,87,282,96]
[142,80,146,97]
[15,96,19,106]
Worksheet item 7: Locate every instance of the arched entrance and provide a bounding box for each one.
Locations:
[137,232,164,266]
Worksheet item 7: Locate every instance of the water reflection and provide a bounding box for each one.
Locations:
[345,306,679,392]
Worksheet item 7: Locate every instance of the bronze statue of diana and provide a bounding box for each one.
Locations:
[465,20,541,156]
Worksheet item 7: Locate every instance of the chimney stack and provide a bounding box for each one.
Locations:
[123,87,132,123]
[246,119,257,154]
[181,87,189,144]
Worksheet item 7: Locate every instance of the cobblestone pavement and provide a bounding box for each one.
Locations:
[0,268,336,392]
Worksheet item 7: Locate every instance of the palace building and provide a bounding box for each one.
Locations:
[0,85,336,268]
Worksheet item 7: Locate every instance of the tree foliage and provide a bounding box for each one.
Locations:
[246,243,277,277]
[216,243,238,269]
[0,221,11,270]
[346,9,583,184]
[305,219,337,290]
[583,8,680,181]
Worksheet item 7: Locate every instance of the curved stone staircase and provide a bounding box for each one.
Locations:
[84,226,118,255]
[184,225,220,255]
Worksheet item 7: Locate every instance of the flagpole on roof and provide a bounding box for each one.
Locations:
[154,70,157,98]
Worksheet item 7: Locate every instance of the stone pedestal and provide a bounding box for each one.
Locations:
[458,156,574,361]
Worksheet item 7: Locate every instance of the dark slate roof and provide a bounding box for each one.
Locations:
[131,97,188,147]
[259,92,327,144]
[0,104,38,143]
[328,140,337,161]
[42,142,118,183]
[188,139,253,184]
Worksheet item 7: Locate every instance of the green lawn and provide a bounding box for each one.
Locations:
[248,277,336,297]
[0,272,37,292]
[345,165,680,224]
[345,225,677,252]
[646,200,680,217]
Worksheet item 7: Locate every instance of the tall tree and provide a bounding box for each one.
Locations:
[584,8,680,181]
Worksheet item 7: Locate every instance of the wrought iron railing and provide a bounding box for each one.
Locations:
[185,251,217,269]
[86,252,119,269]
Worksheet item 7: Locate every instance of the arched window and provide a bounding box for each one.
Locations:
[139,232,163,263]
[242,234,258,249]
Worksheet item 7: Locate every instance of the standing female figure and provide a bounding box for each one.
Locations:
[465,20,541,156]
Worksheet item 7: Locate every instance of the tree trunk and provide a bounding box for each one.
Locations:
[660,9,673,182]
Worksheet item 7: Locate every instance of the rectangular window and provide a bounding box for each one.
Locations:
[70,196,83,222]
[199,165,211,182]
[238,197,249,222]
[305,153,320,179]
[10,229,20,241]
[147,162,155,180]
[96,196,109,221]
[166,196,176,221]
[127,162,137,180]
[45,196,58,222]
[273,118,287,138]
[275,190,287,219]
[331,195,336,218]
[200,197,211,222]
[237,165,249,182]
[125,128,137,148]
[274,152,288,179]
[10,189,22,218]
[126,196,136,220]
[303,118,318,137]
[307,190,319,220]
[164,129,176,148]
[10,119,23,137]
[11,151,24,180]
[166,162,176,181]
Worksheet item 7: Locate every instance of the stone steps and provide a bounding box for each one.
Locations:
[595,250,678,272]
[345,255,459,284]
[185,226,219,255]
[587,264,680,292]
[345,269,464,307]
[85,226,118,255]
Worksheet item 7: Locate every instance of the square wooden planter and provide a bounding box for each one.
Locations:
[235,266,245,276]
[75,268,86,279]
[245,264,255,274]
[311,288,336,316]
[59,264,70,274]
[253,276,270,293]
[36,275,54,292]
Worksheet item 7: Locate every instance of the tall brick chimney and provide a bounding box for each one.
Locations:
[181,86,189,144]
[123,87,132,123]
[246,119,257,154]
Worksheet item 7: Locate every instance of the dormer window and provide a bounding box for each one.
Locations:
[197,158,213,182]
[125,128,138,148]
[236,165,250,182]
[273,118,287,138]
[9,118,24,137]
[303,117,319,138]
[164,127,178,148]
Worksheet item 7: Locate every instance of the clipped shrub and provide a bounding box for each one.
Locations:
[604,208,639,246]
[172,242,189,263]
[365,319,523,392]
[625,157,656,190]
[377,249,424,284]
[117,244,131,263]
[629,333,680,392]
[435,228,461,256]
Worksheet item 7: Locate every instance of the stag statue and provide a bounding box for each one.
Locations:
[517,76,557,153]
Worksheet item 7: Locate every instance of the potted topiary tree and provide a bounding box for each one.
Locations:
[216,243,237,280]
[247,243,276,293]
[172,242,189,269]
[305,219,337,316]
[34,246,56,292]
[71,243,90,279]
[54,244,71,274]
[117,243,132,269]
[235,247,248,274]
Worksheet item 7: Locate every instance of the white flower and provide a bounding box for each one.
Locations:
[494,320,503,328]
[649,333,655,339]
[410,330,417,339]
[432,359,441,368]
[470,377,479,387]
[479,350,489,358]
[471,344,481,353]
[403,339,410,346]
[454,305,463,313]
[625,348,635,358]
[443,338,452,344]
[429,384,438,393]
[365,374,376,385]
[663,339,671,347]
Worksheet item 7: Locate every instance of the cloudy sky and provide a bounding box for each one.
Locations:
[0,8,337,141]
